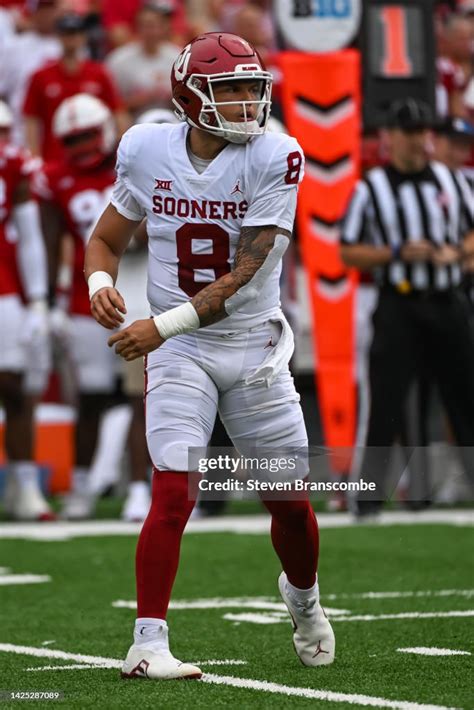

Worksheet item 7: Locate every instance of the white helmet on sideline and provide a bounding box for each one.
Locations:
[0,100,13,130]
[136,108,178,125]
[53,94,115,169]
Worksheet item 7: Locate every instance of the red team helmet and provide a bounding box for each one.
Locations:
[53,94,116,170]
[171,32,273,144]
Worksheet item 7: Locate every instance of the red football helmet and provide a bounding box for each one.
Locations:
[171,32,272,144]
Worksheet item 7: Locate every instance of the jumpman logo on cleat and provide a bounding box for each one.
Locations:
[130,659,150,677]
[312,641,329,658]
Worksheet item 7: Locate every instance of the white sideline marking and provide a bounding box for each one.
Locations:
[201,674,459,710]
[333,611,474,622]
[27,664,102,672]
[0,644,121,669]
[27,659,248,672]
[112,598,349,615]
[112,597,474,624]
[224,612,288,625]
[193,659,248,666]
[223,610,474,625]
[0,643,459,710]
[325,590,474,600]
[397,647,471,657]
[0,574,51,586]
[0,509,472,540]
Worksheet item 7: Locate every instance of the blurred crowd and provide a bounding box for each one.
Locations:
[0,0,473,522]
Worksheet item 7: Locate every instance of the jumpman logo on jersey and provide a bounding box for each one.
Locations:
[231,179,243,195]
[312,641,329,659]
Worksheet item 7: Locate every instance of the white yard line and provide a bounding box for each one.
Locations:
[0,509,472,540]
[112,598,349,615]
[325,590,474,600]
[0,644,120,669]
[223,611,474,625]
[201,674,459,710]
[27,664,102,672]
[27,659,248,672]
[112,597,474,624]
[0,574,51,586]
[332,611,474,622]
[397,648,471,657]
[0,644,460,710]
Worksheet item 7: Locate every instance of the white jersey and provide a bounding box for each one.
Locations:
[111,121,304,335]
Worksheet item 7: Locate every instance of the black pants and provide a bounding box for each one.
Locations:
[357,287,474,505]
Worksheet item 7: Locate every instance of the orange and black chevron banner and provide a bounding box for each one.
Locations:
[279,50,361,472]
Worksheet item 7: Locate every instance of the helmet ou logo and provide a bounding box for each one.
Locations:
[174,45,192,82]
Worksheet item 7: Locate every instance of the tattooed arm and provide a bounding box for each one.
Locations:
[192,225,291,327]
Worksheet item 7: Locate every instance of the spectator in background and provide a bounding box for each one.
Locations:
[186,0,225,35]
[228,2,275,63]
[437,13,473,117]
[106,2,180,119]
[433,116,474,171]
[23,12,129,161]
[0,0,62,148]
[101,0,188,50]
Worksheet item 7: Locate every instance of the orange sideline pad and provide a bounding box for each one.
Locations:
[278,50,361,472]
[0,404,74,494]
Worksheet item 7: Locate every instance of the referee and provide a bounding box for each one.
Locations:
[340,98,474,515]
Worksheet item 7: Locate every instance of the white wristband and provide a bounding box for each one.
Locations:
[88,271,114,300]
[153,302,200,340]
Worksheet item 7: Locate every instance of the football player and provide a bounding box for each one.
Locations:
[0,99,53,521]
[85,33,335,679]
[35,94,120,520]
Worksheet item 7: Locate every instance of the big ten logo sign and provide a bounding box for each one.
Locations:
[276,0,361,52]
[292,0,351,18]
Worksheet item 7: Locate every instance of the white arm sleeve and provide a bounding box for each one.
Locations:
[13,200,48,302]
[110,127,147,221]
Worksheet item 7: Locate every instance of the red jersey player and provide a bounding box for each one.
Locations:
[35,93,120,519]
[0,99,53,521]
[85,33,335,679]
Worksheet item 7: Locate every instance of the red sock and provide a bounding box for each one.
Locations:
[136,469,197,619]
[262,498,319,589]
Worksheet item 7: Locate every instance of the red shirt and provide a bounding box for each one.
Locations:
[33,159,116,315]
[23,59,123,161]
[0,142,38,297]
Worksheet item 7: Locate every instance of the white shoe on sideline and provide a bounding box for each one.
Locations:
[278,572,335,667]
[11,481,55,521]
[121,482,151,522]
[61,491,96,520]
[121,645,202,680]
[10,483,56,521]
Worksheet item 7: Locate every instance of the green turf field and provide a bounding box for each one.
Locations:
[0,521,472,709]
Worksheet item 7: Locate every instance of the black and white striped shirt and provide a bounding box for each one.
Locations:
[341,161,474,290]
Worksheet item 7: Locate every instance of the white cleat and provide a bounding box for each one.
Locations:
[278,572,335,667]
[61,491,96,520]
[121,645,202,680]
[121,482,151,522]
[10,482,55,521]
